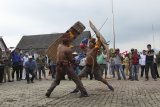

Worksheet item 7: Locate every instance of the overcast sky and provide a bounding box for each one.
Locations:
[0,0,160,52]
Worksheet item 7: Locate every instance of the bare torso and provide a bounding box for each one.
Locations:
[56,44,72,62]
[85,48,98,65]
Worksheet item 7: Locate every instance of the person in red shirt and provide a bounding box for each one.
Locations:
[131,49,140,81]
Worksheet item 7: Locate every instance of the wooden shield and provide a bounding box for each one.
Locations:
[89,20,109,55]
[46,21,86,61]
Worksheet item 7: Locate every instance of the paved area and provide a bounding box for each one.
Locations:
[1,70,160,107]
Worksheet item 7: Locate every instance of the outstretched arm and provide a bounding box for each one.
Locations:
[95,37,102,49]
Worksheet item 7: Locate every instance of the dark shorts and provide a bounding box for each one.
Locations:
[78,65,103,81]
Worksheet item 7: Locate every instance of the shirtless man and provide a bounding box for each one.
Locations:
[71,37,114,93]
[45,35,88,98]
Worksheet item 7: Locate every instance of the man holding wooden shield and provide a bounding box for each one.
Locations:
[71,21,114,93]
[45,21,89,98]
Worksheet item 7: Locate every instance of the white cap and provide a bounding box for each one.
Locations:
[72,52,78,55]
[28,55,32,59]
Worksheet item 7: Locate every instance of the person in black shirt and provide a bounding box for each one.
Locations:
[145,44,157,81]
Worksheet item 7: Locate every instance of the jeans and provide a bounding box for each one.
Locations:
[75,66,80,75]
[110,65,115,78]
[132,64,139,80]
[115,64,126,80]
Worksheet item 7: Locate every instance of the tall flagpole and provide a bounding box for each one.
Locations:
[111,0,116,51]
[152,24,155,49]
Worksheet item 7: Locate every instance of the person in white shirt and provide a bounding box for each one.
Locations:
[22,54,29,79]
[139,50,146,77]
[79,57,86,69]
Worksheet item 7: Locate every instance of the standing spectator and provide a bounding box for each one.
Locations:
[124,54,129,76]
[154,54,159,78]
[145,44,157,81]
[103,50,109,79]
[128,48,134,80]
[48,59,52,76]
[3,49,12,82]
[109,53,115,78]
[11,48,21,81]
[36,54,47,80]
[48,59,56,79]
[97,50,107,78]
[139,50,146,77]
[72,52,80,75]
[78,52,86,70]
[22,54,29,79]
[131,49,140,81]
[0,48,4,84]
[24,56,36,84]
[114,48,126,80]
[78,52,93,80]
[122,56,125,72]
[0,60,4,84]
[19,53,24,80]
[79,42,93,80]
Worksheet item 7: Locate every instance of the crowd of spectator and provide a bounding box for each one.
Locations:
[0,43,160,85]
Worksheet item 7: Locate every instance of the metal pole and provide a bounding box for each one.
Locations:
[112,0,116,51]
[152,24,155,49]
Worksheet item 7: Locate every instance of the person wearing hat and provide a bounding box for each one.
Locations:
[71,36,114,94]
[36,54,47,80]
[45,36,88,98]
[131,49,140,81]
[3,49,12,82]
[24,55,37,84]
[72,52,81,75]
[128,48,134,80]
[114,48,126,80]
[97,49,107,78]
[67,52,79,80]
